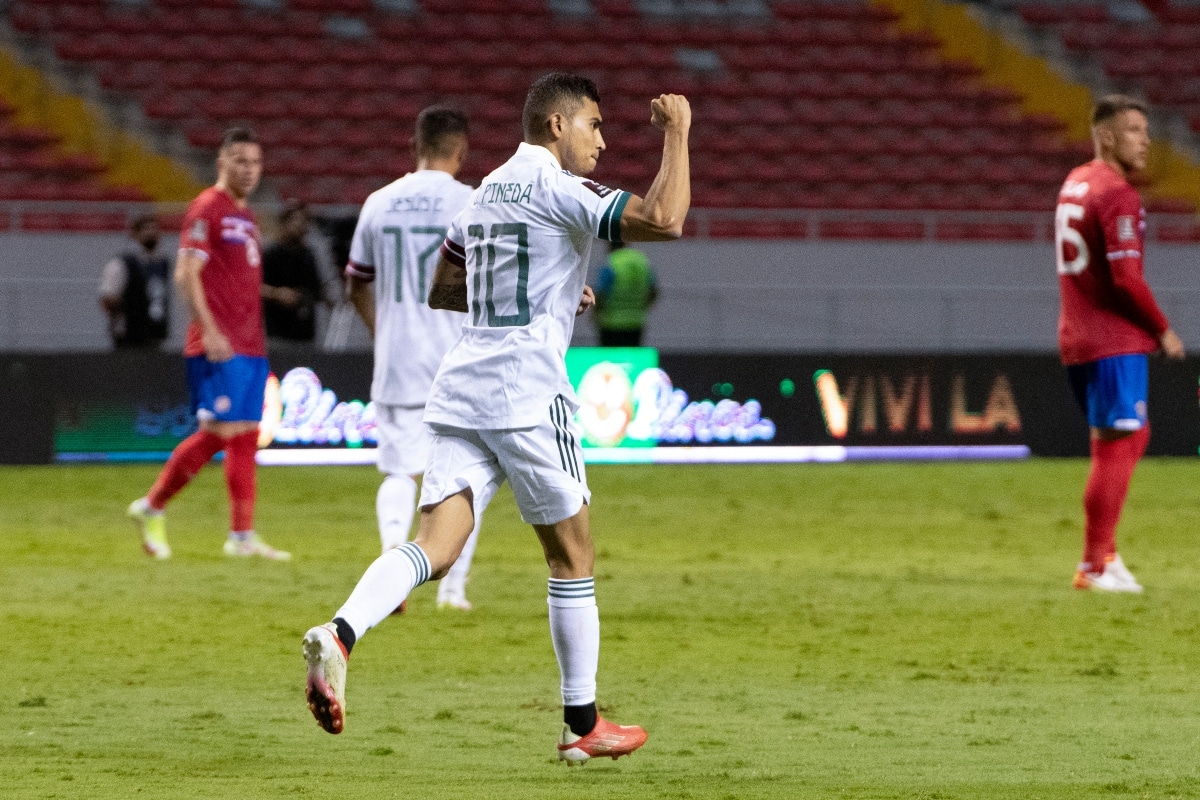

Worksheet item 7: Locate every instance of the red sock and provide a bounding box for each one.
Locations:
[1082,425,1149,572]
[224,430,258,532]
[147,430,226,510]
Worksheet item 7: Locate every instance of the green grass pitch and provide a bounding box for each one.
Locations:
[4,460,1200,799]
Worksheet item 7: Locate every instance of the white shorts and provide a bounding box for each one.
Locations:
[375,403,432,477]
[419,396,591,526]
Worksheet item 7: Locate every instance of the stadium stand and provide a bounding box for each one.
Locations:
[1,0,1110,210]
[0,87,147,210]
[1,0,1197,236]
[1018,0,1200,153]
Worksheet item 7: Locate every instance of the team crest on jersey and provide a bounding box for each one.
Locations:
[1117,215,1136,241]
[582,180,615,198]
[189,218,208,243]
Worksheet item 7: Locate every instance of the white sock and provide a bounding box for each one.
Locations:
[335,542,431,640]
[376,473,418,552]
[547,577,599,707]
[440,516,481,597]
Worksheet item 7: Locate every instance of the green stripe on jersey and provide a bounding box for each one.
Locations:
[598,191,632,243]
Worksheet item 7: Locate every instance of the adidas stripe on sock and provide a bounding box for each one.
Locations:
[334,541,431,641]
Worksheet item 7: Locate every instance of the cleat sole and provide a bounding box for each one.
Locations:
[303,634,345,734]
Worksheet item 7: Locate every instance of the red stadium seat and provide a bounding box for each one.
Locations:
[1154,219,1200,241]
[819,219,925,238]
[935,220,1038,241]
[20,210,128,232]
[291,0,372,11]
[0,0,1156,218]
[1018,4,1070,26]
[708,218,808,238]
[1146,196,1196,213]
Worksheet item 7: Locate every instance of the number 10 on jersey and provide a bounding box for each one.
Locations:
[468,222,531,328]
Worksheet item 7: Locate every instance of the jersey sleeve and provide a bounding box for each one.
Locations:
[439,213,467,268]
[555,176,632,243]
[1097,187,1169,336]
[345,205,375,281]
[178,200,214,263]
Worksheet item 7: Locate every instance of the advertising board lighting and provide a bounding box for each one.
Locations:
[52,350,1036,465]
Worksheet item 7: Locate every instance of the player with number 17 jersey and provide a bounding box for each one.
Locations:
[426,143,630,430]
[1055,159,1168,366]
[348,170,473,407]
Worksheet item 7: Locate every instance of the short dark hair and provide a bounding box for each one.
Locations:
[415,106,469,157]
[220,126,258,152]
[522,73,600,140]
[129,213,158,233]
[1092,95,1148,126]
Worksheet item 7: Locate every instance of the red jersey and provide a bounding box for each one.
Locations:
[180,186,266,357]
[1056,160,1168,365]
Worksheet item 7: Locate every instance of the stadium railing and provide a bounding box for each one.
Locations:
[1,200,1199,243]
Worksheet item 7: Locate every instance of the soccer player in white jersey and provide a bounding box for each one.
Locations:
[304,73,691,763]
[345,107,479,611]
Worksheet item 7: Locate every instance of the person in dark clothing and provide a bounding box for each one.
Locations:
[99,214,171,348]
[261,201,325,345]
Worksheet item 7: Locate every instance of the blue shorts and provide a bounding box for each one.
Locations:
[186,354,269,423]
[1067,354,1148,431]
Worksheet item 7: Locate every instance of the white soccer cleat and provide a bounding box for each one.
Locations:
[1073,563,1143,593]
[1104,553,1143,592]
[303,623,348,734]
[127,497,170,559]
[557,717,648,764]
[223,532,291,561]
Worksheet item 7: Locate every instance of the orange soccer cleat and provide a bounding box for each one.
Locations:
[557,716,648,764]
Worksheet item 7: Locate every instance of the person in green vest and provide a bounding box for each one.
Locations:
[594,242,658,346]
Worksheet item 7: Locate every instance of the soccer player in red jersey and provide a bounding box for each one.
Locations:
[1056,95,1184,592]
[127,128,290,561]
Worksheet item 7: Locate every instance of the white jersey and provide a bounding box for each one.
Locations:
[425,142,630,429]
[347,170,473,407]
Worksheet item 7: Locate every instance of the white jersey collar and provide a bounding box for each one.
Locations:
[516,142,563,171]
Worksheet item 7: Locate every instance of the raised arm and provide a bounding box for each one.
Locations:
[175,249,233,361]
[619,94,691,242]
[428,253,468,313]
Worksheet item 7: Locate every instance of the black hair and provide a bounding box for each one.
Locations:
[415,106,470,158]
[522,73,600,140]
[1092,95,1148,126]
[129,213,158,233]
[220,126,259,151]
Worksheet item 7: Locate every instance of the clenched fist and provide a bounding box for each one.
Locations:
[650,94,691,132]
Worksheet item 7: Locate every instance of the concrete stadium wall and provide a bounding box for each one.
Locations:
[2,231,1198,353]
[0,231,357,352]
[634,239,1200,353]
